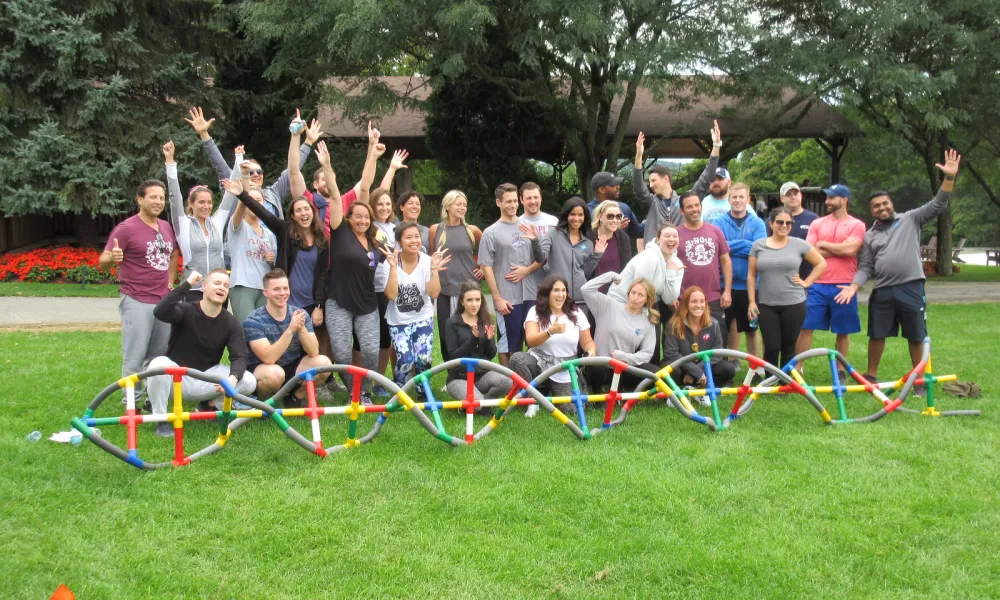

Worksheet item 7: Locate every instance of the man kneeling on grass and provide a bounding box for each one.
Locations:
[148,269,257,438]
[244,269,332,407]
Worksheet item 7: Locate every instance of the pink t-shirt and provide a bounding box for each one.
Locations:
[806,214,867,284]
[677,222,730,301]
[104,215,177,303]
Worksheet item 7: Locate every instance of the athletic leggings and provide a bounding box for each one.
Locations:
[325,298,379,393]
[584,362,660,393]
[509,352,575,397]
[353,291,391,351]
[388,318,435,387]
[758,301,807,369]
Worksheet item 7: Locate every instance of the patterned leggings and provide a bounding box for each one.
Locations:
[325,298,379,393]
[389,318,435,386]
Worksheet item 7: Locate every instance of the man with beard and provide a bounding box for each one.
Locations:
[795,184,867,370]
[677,191,733,322]
[99,179,179,409]
[835,150,961,389]
[147,270,257,437]
[587,173,644,241]
[701,167,733,224]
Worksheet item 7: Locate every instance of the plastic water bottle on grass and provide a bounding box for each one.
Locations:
[71,433,83,446]
[26,431,42,443]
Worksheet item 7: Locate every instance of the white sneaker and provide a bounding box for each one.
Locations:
[525,404,539,418]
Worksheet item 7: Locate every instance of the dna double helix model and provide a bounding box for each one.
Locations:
[72,338,979,470]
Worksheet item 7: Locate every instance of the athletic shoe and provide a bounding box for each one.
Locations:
[525,404,539,418]
[154,423,174,438]
[837,370,849,383]
[197,401,216,413]
[316,385,335,403]
[284,395,305,409]
[360,393,374,406]
[912,384,926,397]
[373,384,390,398]
[328,378,347,392]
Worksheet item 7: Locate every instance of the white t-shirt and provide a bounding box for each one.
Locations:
[524,306,590,383]
[386,253,435,326]
[373,223,396,293]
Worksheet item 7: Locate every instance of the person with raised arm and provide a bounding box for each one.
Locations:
[243,269,332,406]
[185,106,321,219]
[835,150,961,389]
[428,190,483,360]
[384,222,452,388]
[313,139,387,404]
[226,161,278,323]
[147,269,257,437]
[99,178,179,409]
[747,207,827,370]
[581,273,659,391]
[586,200,633,294]
[162,140,239,302]
[361,186,398,389]
[633,121,722,247]
[443,281,512,407]
[522,197,604,313]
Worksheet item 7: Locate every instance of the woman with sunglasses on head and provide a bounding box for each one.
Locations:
[511,275,597,415]
[314,140,387,403]
[223,116,335,324]
[429,190,483,360]
[662,286,736,394]
[162,140,239,303]
[225,161,278,322]
[520,197,604,313]
[748,207,826,369]
[384,222,451,388]
[443,281,512,408]
[586,200,633,294]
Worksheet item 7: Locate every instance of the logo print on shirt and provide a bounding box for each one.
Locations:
[702,333,710,340]
[396,283,425,313]
[145,237,173,271]
[684,236,717,267]
[634,328,642,336]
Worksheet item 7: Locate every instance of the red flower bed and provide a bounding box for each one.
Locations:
[0,245,118,283]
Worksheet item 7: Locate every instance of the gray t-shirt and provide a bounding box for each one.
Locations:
[480,219,535,304]
[750,237,811,306]
[435,223,478,297]
[520,212,558,300]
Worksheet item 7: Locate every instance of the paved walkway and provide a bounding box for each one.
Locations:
[1,282,999,329]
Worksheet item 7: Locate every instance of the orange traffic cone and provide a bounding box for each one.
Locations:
[50,584,75,600]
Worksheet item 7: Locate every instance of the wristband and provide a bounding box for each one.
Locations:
[944,175,955,181]
[713,141,723,147]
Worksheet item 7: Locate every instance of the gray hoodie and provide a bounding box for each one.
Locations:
[608,245,684,306]
[531,228,602,304]
[852,189,951,290]
[633,156,719,246]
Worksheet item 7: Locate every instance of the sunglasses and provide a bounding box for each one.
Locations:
[248,169,263,176]
[604,214,624,220]
[366,250,377,269]
[773,219,793,227]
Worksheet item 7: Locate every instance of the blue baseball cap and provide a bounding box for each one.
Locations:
[715,167,731,179]
[822,184,852,199]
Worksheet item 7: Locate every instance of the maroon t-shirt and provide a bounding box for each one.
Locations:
[104,215,177,303]
[677,222,730,301]
[593,238,620,294]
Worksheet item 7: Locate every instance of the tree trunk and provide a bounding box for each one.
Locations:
[935,131,952,276]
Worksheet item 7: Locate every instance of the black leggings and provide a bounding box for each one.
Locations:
[584,363,660,393]
[436,294,456,360]
[758,302,807,369]
[650,301,674,364]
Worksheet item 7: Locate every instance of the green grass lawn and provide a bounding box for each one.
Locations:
[2,305,997,598]
[0,281,120,297]
[928,264,1000,283]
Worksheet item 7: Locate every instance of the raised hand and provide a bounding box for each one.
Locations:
[711,119,722,146]
[315,141,332,168]
[484,323,496,340]
[389,149,409,170]
[430,249,451,271]
[635,131,645,160]
[234,145,245,156]
[305,118,323,145]
[221,178,244,196]
[111,238,124,263]
[594,235,609,254]
[290,309,307,333]
[162,140,174,163]
[186,271,203,287]
[384,248,399,269]
[185,107,215,140]
[470,323,479,338]
[619,217,630,233]
[373,142,386,158]
[518,222,538,240]
[239,161,255,178]
[367,120,380,146]
[935,148,961,178]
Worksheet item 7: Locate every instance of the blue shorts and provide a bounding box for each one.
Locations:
[802,283,861,335]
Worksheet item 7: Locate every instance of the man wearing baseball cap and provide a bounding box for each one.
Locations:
[796,184,867,371]
[835,150,962,391]
[701,167,732,224]
[587,172,644,240]
[775,181,820,278]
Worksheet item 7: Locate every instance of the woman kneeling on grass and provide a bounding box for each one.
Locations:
[510,275,596,416]
[662,286,735,401]
[384,222,451,389]
[581,273,660,392]
[444,281,512,411]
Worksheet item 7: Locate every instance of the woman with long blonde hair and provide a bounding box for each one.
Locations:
[586,200,633,294]
[428,189,483,360]
[582,272,660,390]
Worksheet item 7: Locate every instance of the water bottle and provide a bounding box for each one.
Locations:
[71,433,83,446]
[26,431,42,443]
[749,316,758,330]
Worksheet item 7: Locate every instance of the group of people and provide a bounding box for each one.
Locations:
[99,109,963,435]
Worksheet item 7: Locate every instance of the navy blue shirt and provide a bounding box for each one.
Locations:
[243,305,314,369]
[587,198,645,238]
[768,209,819,278]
